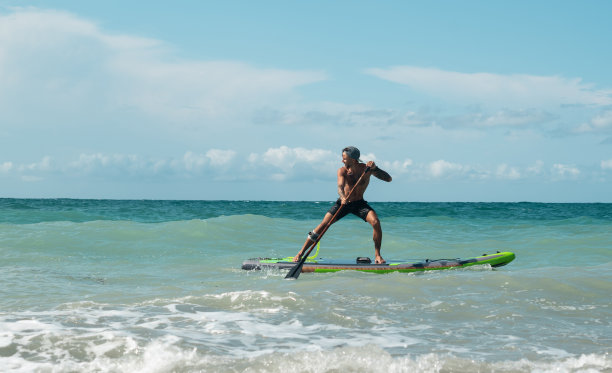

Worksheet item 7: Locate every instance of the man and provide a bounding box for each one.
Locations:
[293,146,392,264]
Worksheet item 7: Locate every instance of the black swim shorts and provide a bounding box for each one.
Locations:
[328,199,375,221]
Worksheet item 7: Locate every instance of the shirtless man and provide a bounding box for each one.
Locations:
[293,146,392,264]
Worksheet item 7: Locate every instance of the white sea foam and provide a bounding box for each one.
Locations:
[1,339,610,373]
[1,281,610,371]
[3,294,608,372]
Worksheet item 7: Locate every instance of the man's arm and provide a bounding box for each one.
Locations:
[337,168,347,202]
[373,167,392,182]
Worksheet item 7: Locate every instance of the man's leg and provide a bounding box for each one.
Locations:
[365,210,385,264]
[293,212,334,262]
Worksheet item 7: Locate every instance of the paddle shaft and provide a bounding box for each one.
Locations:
[285,166,371,279]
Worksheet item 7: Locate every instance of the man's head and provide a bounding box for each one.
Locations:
[342,146,362,165]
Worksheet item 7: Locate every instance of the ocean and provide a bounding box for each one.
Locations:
[0,199,610,372]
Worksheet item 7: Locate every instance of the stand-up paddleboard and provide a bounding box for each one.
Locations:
[242,251,515,273]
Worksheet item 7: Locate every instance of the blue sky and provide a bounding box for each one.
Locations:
[1,1,611,201]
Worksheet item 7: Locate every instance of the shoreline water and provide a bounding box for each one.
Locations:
[1,200,611,372]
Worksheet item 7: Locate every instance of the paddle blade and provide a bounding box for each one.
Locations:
[285,258,306,279]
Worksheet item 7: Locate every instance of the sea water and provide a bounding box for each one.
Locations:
[0,199,610,372]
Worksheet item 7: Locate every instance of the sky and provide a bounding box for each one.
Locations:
[1,0,611,201]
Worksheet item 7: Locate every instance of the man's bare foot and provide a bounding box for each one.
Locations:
[375,256,386,264]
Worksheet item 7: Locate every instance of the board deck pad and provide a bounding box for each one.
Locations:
[242,251,515,273]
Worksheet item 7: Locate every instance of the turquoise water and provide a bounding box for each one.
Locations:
[1,199,611,372]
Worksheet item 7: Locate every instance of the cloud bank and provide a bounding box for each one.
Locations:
[2,147,603,184]
[0,8,326,127]
[365,66,612,108]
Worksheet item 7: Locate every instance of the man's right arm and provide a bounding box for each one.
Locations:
[337,168,347,203]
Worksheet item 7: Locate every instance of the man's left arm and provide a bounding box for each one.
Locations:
[367,162,392,182]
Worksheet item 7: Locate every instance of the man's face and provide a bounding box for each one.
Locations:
[342,152,355,167]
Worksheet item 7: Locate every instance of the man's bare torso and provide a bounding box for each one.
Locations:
[339,163,371,202]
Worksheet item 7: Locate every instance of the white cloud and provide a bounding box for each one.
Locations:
[360,152,377,162]
[69,153,160,176]
[379,159,414,175]
[253,102,407,128]
[1,161,13,173]
[354,153,413,175]
[3,156,53,182]
[0,8,326,126]
[63,149,327,180]
[496,164,522,180]
[256,103,560,132]
[463,109,555,128]
[591,111,612,129]
[181,152,208,172]
[527,160,545,176]
[18,156,52,172]
[552,163,580,178]
[206,149,236,167]
[575,110,612,133]
[67,151,237,176]
[246,146,347,182]
[112,60,325,122]
[428,160,466,178]
[251,146,335,172]
[601,159,612,170]
[365,66,612,107]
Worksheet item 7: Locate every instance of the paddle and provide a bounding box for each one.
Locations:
[285,166,371,279]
